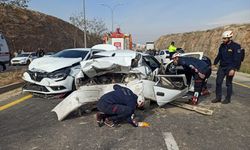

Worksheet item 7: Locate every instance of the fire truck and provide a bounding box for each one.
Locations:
[103,28,132,50]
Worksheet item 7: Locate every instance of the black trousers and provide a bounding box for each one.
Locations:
[216,67,234,100]
[0,62,6,71]
[193,68,211,99]
[97,101,133,124]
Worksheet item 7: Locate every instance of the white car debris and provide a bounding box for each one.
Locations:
[52,50,189,121]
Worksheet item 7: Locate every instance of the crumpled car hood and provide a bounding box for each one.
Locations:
[29,57,82,72]
[80,57,133,78]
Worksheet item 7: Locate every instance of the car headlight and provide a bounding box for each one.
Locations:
[48,68,71,79]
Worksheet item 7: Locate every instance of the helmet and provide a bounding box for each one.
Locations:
[137,95,145,107]
[222,30,233,38]
[172,52,181,59]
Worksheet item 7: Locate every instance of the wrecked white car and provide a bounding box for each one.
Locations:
[52,50,189,121]
[22,48,105,94]
[22,44,117,95]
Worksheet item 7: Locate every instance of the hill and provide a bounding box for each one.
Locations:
[0,4,102,53]
[155,24,250,73]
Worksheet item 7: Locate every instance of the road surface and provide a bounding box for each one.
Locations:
[0,78,249,150]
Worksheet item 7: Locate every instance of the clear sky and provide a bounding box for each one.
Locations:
[29,0,250,44]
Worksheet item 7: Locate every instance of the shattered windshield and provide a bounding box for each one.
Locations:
[143,55,160,70]
[53,50,89,59]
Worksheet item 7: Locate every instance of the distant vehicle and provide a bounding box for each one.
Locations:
[22,48,105,94]
[155,50,171,65]
[11,52,37,65]
[103,28,133,50]
[146,41,155,50]
[0,33,10,71]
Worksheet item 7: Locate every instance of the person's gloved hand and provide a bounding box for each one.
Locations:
[138,122,150,127]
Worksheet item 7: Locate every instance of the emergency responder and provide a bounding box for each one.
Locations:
[96,84,145,127]
[212,31,242,104]
[172,53,211,105]
[168,41,177,58]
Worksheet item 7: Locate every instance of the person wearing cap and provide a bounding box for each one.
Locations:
[168,41,177,58]
[172,53,211,105]
[212,31,242,104]
[96,84,145,127]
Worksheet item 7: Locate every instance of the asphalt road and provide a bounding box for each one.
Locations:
[0,78,249,150]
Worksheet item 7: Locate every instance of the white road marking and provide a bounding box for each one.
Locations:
[163,132,179,150]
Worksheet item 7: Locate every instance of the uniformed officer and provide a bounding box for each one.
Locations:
[172,53,211,105]
[168,41,177,58]
[212,31,242,104]
[96,84,145,127]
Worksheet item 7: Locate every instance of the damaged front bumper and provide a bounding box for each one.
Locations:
[22,72,74,94]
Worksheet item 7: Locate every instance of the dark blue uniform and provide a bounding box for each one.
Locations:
[178,57,211,101]
[97,85,138,125]
[214,41,241,101]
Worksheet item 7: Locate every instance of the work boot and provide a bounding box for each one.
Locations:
[222,99,231,104]
[96,112,105,127]
[104,118,115,128]
[211,98,221,103]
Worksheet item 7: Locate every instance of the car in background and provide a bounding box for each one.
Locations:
[155,49,185,65]
[11,52,37,65]
[22,48,105,94]
[154,50,171,65]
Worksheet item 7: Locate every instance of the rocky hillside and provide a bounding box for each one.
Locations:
[155,24,250,73]
[0,4,102,54]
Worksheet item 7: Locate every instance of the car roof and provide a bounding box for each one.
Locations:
[91,44,117,51]
[63,48,91,51]
[93,50,148,57]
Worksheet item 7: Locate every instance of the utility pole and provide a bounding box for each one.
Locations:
[100,3,123,32]
[83,0,87,48]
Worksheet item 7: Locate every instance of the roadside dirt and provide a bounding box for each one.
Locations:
[0,69,25,87]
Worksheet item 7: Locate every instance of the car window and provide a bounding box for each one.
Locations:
[142,55,160,71]
[92,51,102,55]
[91,55,107,59]
[53,50,89,59]
[159,51,164,55]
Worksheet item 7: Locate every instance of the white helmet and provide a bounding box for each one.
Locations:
[172,52,181,59]
[137,95,145,107]
[222,30,233,38]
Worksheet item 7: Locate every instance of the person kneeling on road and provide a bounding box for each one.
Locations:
[96,84,146,128]
[172,53,211,105]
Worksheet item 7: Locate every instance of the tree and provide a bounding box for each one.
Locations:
[0,0,30,8]
[69,13,107,37]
